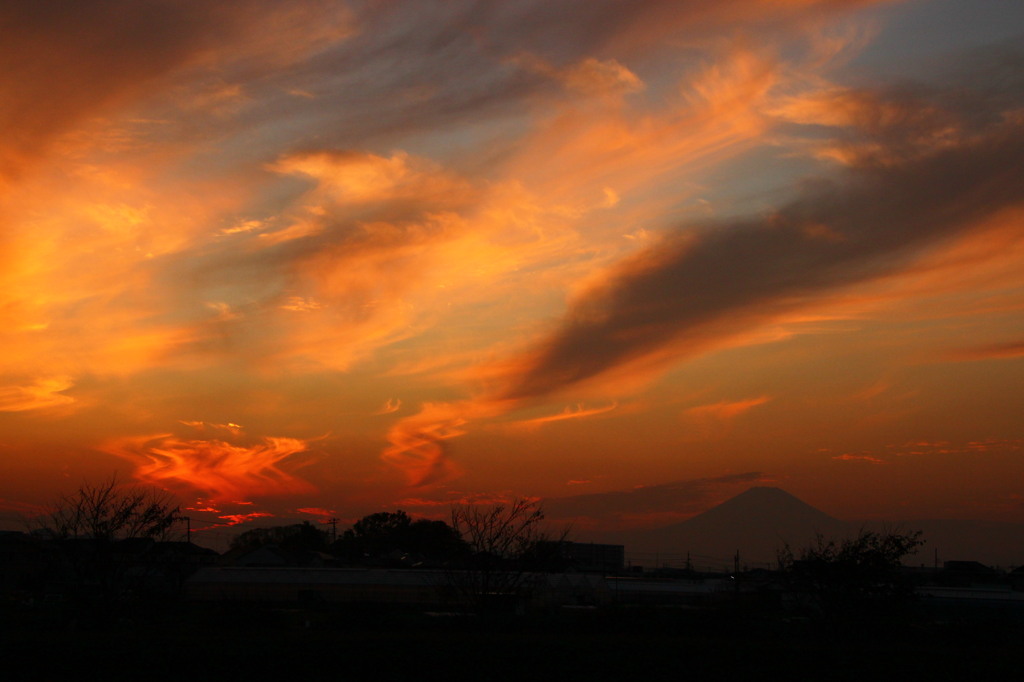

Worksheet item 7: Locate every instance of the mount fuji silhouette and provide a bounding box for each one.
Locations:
[623,486,846,566]
[581,485,1024,568]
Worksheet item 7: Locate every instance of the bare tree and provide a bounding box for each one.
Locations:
[447,498,564,615]
[451,498,546,561]
[34,477,184,611]
[45,476,181,542]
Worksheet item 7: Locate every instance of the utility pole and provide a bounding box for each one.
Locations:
[179,515,191,543]
[327,517,339,543]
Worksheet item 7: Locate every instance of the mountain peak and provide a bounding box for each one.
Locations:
[692,486,837,526]
[730,485,798,501]
[629,486,844,563]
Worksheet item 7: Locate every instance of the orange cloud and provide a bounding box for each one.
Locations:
[209,511,274,528]
[102,432,316,502]
[832,453,885,463]
[889,439,1024,457]
[376,54,1024,482]
[180,420,245,436]
[296,507,337,522]
[941,340,1024,363]
[507,402,619,430]
[495,105,1024,404]
[0,2,352,182]
[374,399,402,415]
[519,54,645,99]
[0,376,75,412]
[270,150,474,208]
[381,399,518,486]
[2,4,881,399]
[380,403,470,487]
[686,396,771,421]
[501,45,783,218]
[771,86,951,134]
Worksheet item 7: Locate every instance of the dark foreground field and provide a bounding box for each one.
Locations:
[4,603,1021,680]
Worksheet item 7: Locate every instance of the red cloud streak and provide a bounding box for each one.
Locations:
[102,433,316,502]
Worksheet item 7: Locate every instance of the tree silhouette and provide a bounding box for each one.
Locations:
[778,528,924,626]
[231,521,329,553]
[335,510,467,565]
[35,477,183,615]
[44,476,180,542]
[447,498,564,615]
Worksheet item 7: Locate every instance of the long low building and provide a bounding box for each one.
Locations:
[185,567,612,611]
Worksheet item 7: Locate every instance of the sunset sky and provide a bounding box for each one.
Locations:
[2,0,1022,545]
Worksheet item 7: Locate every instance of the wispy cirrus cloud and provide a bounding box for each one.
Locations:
[381,401,498,487]
[188,510,275,532]
[0,1,352,182]
[384,54,1024,484]
[507,403,619,431]
[940,339,1024,363]
[499,111,1024,402]
[0,376,75,413]
[0,0,882,397]
[102,430,317,502]
[374,399,403,416]
[832,453,885,464]
[686,396,771,422]
[890,439,1024,457]
[296,507,337,522]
